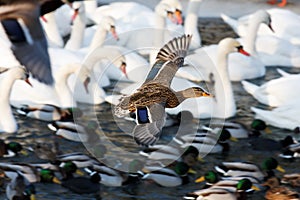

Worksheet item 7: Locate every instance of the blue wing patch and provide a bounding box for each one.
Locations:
[137,107,150,124]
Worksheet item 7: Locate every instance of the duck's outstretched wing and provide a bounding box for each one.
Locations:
[133,103,166,146]
[0,3,53,85]
[144,34,192,87]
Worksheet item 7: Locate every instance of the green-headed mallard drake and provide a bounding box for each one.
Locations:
[0,162,60,184]
[114,34,212,146]
[280,142,300,159]
[0,139,28,157]
[249,135,296,152]
[139,145,200,167]
[214,157,285,182]
[6,172,36,200]
[174,127,237,155]
[249,119,272,136]
[184,178,257,200]
[195,170,220,188]
[83,159,144,187]
[262,177,299,200]
[141,161,193,187]
[16,104,83,122]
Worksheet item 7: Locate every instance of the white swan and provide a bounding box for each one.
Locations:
[184,0,202,50]
[221,8,300,46]
[86,0,183,60]
[10,62,89,108]
[0,67,30,133]
[222,10,300,67]
[166,38,250,118]
[251,100,300,130]
[242,70,300,107]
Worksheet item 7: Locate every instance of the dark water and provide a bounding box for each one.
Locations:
[1,18,300,200]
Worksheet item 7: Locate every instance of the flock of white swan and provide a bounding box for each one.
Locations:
[1,0,300,134]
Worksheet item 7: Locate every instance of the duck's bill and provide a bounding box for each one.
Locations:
[76,169,85,176]
[195,176,205,183]
[251,185,260,191]
[30,194,36,200]
[276,165,285,173]
[52,177,61,184]
[230,136,238,142]
[264,127,272,134]
[188,168,197,174]
[20,149,29,156]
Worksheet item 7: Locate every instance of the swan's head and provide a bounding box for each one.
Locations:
[218,38,250,56]
[254,10,274,32]
[71,1,83,22]
[155,0,183,25]
[14,67,32,87]
[100,16,119,40]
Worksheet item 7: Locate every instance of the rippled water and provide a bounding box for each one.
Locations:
[1,18,300,200]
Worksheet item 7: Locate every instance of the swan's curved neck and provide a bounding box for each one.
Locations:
[0,70,18,132]
[83,46,122,70]
[244,17,261,54]
[184,0,202,47]
[65,3,87,50]
[89,26,107,51]
[54,64,80,108]
[214,48,236,118]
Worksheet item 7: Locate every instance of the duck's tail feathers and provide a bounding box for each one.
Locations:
[241,80,258,95]
[156,34,192,62]
[220,13,238,32]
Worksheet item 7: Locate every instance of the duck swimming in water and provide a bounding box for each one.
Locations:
[114,35,212,146]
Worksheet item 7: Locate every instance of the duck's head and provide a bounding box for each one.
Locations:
[59,161,84,179]
[23,184,36,200]
[6,141,28,155]
[182,87,212,99]
[195,171,219,184]
[251,119,271,133]
[182,146,200,166]
[174,162,190,176]
[39,169,61,184]
[254,10,274,32]
[236,178,259,192]
[218,38,250,56]
[129,159,145,175]
[261,157,285,173]
[218,129,238,142]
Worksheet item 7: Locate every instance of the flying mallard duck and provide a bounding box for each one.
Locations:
[114,34,212,146]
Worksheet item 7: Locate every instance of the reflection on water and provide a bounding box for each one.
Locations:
[1,18,300,199]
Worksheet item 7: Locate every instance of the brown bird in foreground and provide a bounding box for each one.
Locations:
[114,34,212,146]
